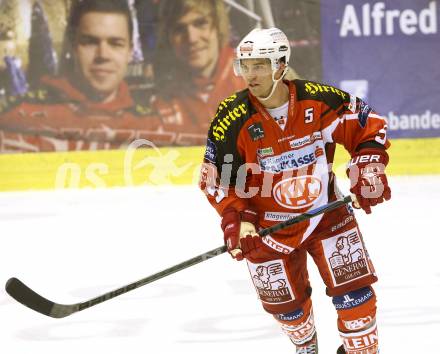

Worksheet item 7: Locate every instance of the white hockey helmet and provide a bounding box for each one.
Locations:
[233,27,291,76]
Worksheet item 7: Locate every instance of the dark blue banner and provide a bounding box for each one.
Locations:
[321,0,440,138]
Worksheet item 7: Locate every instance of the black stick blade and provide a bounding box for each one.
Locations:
[5,277,55,317]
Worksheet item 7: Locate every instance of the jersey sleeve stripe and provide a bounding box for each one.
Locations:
[343,113,387,121]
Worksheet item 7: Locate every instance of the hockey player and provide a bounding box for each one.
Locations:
[200,28,391,353]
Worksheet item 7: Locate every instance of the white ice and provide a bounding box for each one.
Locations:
[0,176,439,353]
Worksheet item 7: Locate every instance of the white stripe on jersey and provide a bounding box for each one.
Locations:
[321,113,387,144]
[343,113,387,121]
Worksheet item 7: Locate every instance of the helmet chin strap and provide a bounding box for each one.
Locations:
[256,67,288,102]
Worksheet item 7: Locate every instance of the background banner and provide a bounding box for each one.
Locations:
[321,0,440,138]
[0,0,438,153]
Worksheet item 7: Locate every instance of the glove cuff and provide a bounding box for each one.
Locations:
[240,209,259,226]
[221,208,239,232]
[221,208,258,230]
[348,148,389,169]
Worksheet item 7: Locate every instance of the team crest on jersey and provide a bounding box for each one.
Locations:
[273,176,322,210]
[322,228,372,286]
[248,122,265,141]
[247,260,295,305]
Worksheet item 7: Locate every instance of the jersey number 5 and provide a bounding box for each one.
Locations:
[304,108,314,123]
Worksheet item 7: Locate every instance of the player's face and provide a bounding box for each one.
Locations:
[169,9,219,76]
[239,58,274,98]
[73,12,132,101]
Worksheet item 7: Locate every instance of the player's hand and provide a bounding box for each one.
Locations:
[221,208,258,261]
[238,233,287,262]
[346,148,391,214]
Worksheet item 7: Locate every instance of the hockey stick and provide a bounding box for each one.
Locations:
[5,195,353,318]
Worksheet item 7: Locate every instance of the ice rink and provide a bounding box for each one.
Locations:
[1,175,439,353]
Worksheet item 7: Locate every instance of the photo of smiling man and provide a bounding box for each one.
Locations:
[0,0,161,152]
[151,0,246,145]
[65,1,133,103]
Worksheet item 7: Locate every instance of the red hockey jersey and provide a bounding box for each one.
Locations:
[200,80,390,248]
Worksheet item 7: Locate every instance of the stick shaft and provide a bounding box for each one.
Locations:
[75,245,227,313]
[6,195,352,318]
[90,195,353,306]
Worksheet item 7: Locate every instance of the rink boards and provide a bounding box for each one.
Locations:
[0,138,439,191]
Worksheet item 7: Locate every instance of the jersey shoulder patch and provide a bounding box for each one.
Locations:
[209,89,253,143]
[295,79,349,111]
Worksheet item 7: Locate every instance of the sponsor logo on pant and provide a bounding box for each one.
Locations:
[247,260,295,304]
[322,228,371,286]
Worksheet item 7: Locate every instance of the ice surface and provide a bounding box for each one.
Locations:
[1,176,439,353]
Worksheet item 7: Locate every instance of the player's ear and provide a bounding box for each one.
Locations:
[274,62,286,80]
